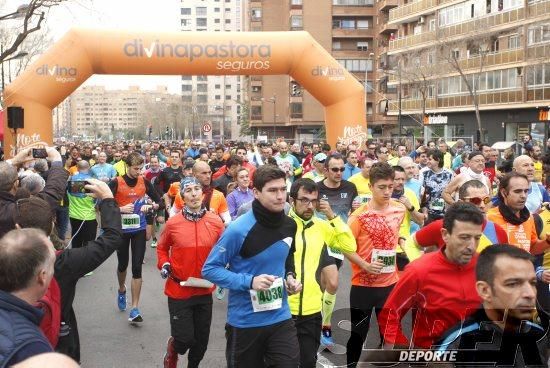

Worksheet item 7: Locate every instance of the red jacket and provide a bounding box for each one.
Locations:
[378,249,481,348]
[212,161,256,183]
[156,211,224,300]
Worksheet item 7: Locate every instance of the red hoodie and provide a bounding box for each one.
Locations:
[378,249,481,348]
[157,211,224,300]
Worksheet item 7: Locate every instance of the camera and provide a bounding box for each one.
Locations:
[68,181,91,194]
[32,148,47,159]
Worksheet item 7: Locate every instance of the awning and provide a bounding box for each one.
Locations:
[491,141,522,150]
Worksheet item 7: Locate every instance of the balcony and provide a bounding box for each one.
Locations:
[527,42,550,60]
[378,21,398,34]
[333,27,374,38]
[332,48,371,58]
[333,4,376,16]
[527,86,550,101]
[389,30,435,51]
[379,0,399,11]
[389,0,461,24]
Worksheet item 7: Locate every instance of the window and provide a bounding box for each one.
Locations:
[215,18,220,23]
[290,103,303,118]
[197,95,208,103]
[197,18,207,27]
[225,7,231,11]
[214,7,220,12]
[528,63,550,86]
[252,86,262,93]
[337,59,372,72]
[181,19,190,26]
[365,81,373,93]
[182,85,192,92]
[197,75,207,81]
[225,84,231,89]
[251,9,262,19]
[181,8,191,15]
[291,15,303,30]
[197,84,208,92]
[427,51,436,64]
[196,7,207,16]
[226,95,231,100]
[291,0,303,4]
[215,95,221,100]
[508,34,520,49]
[429,19,436,31]
[225,19,231,24]
[527,24,550,45]
[333,0,373,5]
[215,84,221,89]
[251,106,262,119]
[451,49,460,59]
[182,76,192,81]
[333,41,342,50]
[356,19,369,29]
[357,41,368,51]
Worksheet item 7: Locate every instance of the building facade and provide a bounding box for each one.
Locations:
[68,85,182,140]
[385,0,550,144]
[180,0,245,141]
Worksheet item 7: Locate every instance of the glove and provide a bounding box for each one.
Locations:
[161,263,171,279]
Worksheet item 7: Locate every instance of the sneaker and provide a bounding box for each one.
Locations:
[150,238,157,248]
[117,289,127,311]
[321,326,335,347]
[163,336,178,368]
[128,307,143,323]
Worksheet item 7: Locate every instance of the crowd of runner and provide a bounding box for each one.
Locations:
[0,135,549,367]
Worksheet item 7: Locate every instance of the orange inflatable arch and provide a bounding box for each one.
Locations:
[3,28,366,156]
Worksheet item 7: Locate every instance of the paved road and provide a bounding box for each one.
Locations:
[75,236,399,367]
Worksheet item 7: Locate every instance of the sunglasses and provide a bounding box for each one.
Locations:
[330,167,345,173]
[464,196,490,205]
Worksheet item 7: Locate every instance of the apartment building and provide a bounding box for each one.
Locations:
[180,0,245,141]
[69,86,181,139]
[385,0,550,143]
[247,0,397,142]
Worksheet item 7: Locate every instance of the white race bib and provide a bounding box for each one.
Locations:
[371,249,396,274]
[430,198,445,212]
[249,277,284,312]
[121,214,141,230]
[327,247,345,260]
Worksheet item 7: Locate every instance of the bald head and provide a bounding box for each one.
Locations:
[513,155,535,181]
[192,160,212,187]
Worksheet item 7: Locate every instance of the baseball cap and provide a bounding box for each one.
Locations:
[314,153,327,162]
[180,177,201,191]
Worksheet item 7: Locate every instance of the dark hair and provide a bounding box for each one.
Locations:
[226,155,243,169]
[0,228,51,292]
[346,150,357,159]
[369,162,395,184]
[253,165,286,192]
[468,151,484,161]
[442,202,484,234]
[215,144,224,151]
[170,149,181,157]
[476,244,533,286]
[478,143,491,152]
[14,197,54,236]
[428,149,444,168]
[321,143,331,152]
[125,152,144,167]
[236,145,247,154]
[497,172,529,202]
[393,165,405,174]
[458,179,486,200]
[324,153,344,169]
[290,178,318,200]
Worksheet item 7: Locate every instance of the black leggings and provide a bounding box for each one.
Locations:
[346,284,395,368]
[117,230,146,279]
[69,218,97,249]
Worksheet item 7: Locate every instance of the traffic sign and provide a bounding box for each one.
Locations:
[202,123,212,133]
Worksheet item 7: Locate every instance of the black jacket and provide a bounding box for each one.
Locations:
[0,163,69,238]
[0,290,52,367]
[437,308,548,367]
[54,198,122,362]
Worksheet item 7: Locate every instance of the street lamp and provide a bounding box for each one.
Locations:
[261,95,276,140]
[0,4,29,21]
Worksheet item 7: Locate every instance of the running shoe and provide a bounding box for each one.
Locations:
[321,326,335,347]
[163,336,178,368]
[128,307,143,323]
[117,289,127,311]
[150,238,158,248]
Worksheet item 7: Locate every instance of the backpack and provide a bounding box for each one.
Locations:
[37,251,62,348]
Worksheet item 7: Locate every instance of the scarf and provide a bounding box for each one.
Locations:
[498,202,530,226]
[466,167,485,182]
[182,205,207,222]
[252,199,285,228]
[202,185,214,211]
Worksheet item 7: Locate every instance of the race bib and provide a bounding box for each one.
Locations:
[249,277,284,312]
[430,198,445,212]
[121,214,141,230]
[371,249,396,274]
[327,247,345,260]
[354,195,371,204]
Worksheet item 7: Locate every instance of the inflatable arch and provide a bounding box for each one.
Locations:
[3,28,366,156]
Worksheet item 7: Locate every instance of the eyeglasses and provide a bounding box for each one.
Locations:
[296,198,319,207]
[463,196,490,205]
[330,167,345,173]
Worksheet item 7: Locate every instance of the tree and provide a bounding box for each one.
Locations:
[0,0,67,64]
[238,103,252,138]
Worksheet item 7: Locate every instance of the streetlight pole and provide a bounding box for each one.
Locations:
[272,95,276,140]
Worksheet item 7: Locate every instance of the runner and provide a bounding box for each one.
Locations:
[419,149,454,224]
[345,162,406,367]
[202,165,302,367]
[442,151,491,205]
[157,177,224,368]
[288,178,357,367]
[109,152,164,323]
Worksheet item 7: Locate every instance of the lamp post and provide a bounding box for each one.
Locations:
[262,95,276,141]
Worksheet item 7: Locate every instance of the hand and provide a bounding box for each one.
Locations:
[84,178,114,200]
[364,260,384,275]
[285,275,302,295]
[161,263,171,279]
[10,147,33,166]
[120,203,134,214]
[398,196,412,210]
[156,216,165,224]
[140,205,153,213]
[318,199,335,219]
[542,270,550,284]
[251,274,276,291]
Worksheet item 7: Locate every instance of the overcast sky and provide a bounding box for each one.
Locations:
[45,0,182,93]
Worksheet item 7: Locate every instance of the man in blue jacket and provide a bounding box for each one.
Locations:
[203,165,302,367]
[0,228,56,367]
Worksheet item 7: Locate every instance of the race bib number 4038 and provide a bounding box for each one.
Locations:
[249,277,284,312]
